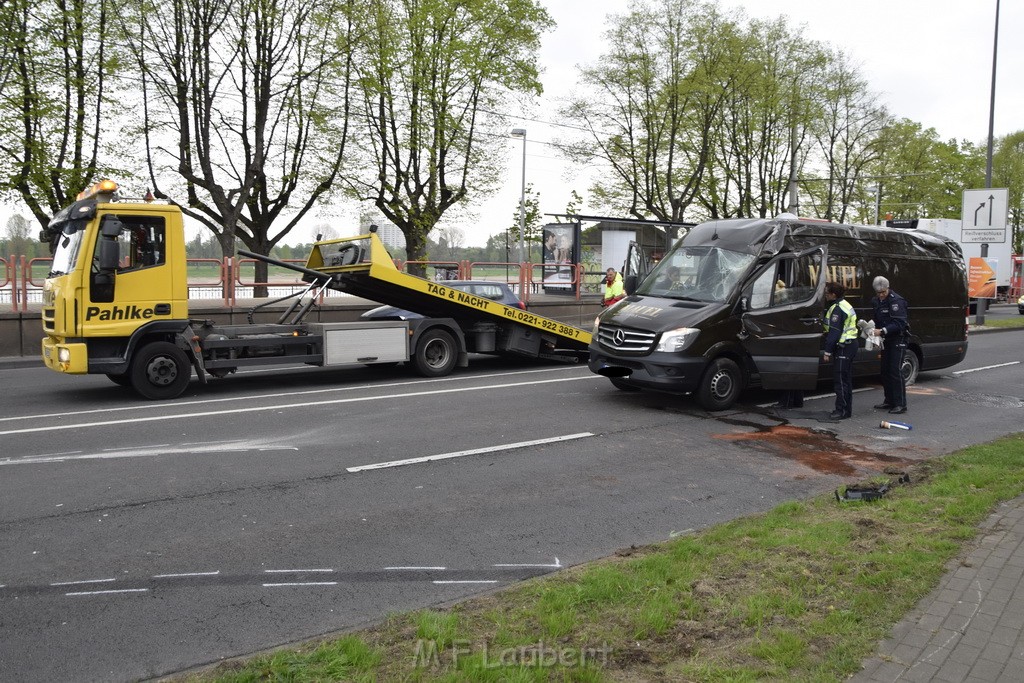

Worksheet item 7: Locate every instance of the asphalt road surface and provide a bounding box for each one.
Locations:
[1,329,1022,682]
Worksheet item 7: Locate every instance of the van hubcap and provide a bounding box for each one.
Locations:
[710,370,734,399]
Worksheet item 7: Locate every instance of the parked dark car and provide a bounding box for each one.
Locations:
[361,280,526,320]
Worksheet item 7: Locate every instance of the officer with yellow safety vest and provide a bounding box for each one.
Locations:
[821,281,858,420]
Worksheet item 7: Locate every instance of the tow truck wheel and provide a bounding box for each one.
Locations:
[106,373,131,387]
[901,349,920,386]
[696,358,742,411]
[412,329,457,377]
[130,342,191,400]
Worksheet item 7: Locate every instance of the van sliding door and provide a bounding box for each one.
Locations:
[739,246,828,390]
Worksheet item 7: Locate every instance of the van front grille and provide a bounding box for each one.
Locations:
[597,324,656,353]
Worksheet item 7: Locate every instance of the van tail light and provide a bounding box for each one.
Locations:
[518,301,526,310]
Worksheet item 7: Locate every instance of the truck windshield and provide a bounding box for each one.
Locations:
[48,226,86,277]
[637,246,755,303]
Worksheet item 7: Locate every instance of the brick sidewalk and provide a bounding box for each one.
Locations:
[852,495,1024,682]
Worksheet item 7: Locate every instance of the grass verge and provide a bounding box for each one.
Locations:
[188,434,1024,682]
[980,315,1024,329]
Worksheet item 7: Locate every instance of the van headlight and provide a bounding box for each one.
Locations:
[656,327,699,352]
[58,347,71,362]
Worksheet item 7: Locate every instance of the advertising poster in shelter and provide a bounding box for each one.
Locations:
[541,222,580,294]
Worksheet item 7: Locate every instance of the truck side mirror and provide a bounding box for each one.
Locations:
[624,274,637,295]
[100,217,124,238]
[97,237,120,271]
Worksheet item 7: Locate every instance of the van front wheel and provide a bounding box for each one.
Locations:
[697,358,743,411]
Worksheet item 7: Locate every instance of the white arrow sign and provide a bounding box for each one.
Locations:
[961,188,1008,243]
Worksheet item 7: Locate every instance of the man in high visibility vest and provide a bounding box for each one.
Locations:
[602,268,625,307]
[822,281,858,420]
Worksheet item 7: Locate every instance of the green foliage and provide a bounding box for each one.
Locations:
[349,0,554,267]
[993,130,1024,253]
[0,0,127,229]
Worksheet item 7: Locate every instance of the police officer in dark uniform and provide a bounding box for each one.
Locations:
[870,276,910,414]
[822,282,858,420]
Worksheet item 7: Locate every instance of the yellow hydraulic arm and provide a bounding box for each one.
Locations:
[303,232,591,349]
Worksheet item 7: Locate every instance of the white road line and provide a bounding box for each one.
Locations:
[347,433,596,472]
[264,568,335,573]
[433,580,498,585]
[953,361,1021,375]
[0,444,292,466]
[385,566,447,570]
[494,558,562,568]
[0,366,585,424]
[0,375,600,437]
[152,571,221,578]
[262,582,338,587]
[50,578,116,586]
[66,589,149,596]
[756,387,874,408]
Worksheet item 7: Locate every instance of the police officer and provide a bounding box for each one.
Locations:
[870,275,910,414]
[822,281,858,420]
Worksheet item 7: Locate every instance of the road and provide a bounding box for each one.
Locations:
[1,329,1022,682]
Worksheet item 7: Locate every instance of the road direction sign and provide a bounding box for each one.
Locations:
[961,188,1008,243]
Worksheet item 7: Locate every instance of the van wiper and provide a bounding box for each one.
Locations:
[664,294,702,302]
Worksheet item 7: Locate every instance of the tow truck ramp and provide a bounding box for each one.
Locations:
[297,231,592,352]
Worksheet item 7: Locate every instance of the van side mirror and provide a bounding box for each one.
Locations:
[97,237,120,271]
[624,274,637,295]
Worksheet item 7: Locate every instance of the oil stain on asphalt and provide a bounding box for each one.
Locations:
[710,416,915,476]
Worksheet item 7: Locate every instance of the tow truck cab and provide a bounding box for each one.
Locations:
[40,181,188,377]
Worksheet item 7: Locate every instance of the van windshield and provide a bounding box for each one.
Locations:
[637,246,755,303]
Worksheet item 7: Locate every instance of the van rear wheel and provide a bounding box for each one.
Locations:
[901,349,920,386]
[697,358,743,411]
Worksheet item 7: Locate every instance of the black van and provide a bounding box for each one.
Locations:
[588,214,969,410]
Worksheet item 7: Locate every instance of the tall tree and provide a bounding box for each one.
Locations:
[992,130,1024,254]
[703,15,822,220]
[803,50,888,223]
[865,120,983,222]
[122,0,357,292]
[349,0,553,275]
[563,0,741,229]
[0,0,121,239]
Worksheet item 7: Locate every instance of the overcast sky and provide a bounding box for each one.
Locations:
[4,0,1019,249]
[467,0,1021,248]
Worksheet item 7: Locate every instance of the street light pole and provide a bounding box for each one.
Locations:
[511,128,527,264]
[977,0,1000,326]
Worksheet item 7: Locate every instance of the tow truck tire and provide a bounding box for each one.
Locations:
[106,372,131,387]
[901,348,920,386]
[696,357,742,411]
[130,341,191,400]
[412,328,457,377]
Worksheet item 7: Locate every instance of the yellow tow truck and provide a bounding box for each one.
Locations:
[39,180,591,399]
